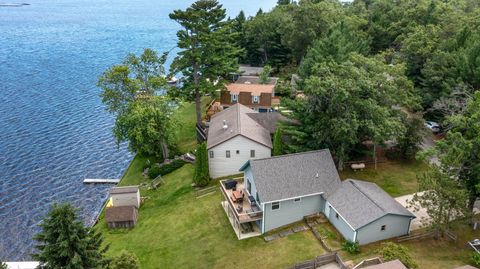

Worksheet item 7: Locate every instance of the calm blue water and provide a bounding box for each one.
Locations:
[0,0,275,261]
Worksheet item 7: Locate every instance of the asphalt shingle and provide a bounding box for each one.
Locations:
[243,149,341,203]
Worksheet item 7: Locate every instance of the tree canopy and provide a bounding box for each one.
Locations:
[169,0,242,127]
[33,203,108,269]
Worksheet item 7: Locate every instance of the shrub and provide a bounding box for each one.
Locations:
[341,240,360,254]
[377,242,418,269]
[110,250,140,269]
[472,252,480,266]
[0,261,7,269]
[148,159,187,179]
[193,142,210,187]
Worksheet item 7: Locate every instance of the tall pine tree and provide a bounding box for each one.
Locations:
[169,0,242,131]
[33,203,108,269]
[194,142,210,186]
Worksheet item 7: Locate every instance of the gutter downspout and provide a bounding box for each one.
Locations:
[262,203,266,234]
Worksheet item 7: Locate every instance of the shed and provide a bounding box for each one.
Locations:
[109,186,140,208]
[105,206,138,229]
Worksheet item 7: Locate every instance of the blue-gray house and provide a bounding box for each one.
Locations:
[219,149,415,244]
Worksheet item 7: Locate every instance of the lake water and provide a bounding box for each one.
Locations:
[0,0,275,261]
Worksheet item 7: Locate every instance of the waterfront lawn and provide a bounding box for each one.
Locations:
[175,97,211,153]
[339,160,430,197]
[98,163,324,268]
[340,221,479,269]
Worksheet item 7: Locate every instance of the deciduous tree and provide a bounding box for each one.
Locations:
[284,54,417,169]
[113,97,177,160]
[110,250,140,269]
[33,203,108,269]
[409,166,470,235]
[98,48,167,115]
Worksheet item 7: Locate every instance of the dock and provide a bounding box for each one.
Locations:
[83,178,120,184]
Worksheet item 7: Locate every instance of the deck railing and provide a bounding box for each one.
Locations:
[219,179,262,224]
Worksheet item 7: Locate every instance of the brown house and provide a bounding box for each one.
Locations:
[105,206,138,229]
[220,76,278,112]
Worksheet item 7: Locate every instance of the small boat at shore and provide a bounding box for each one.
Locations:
[0,3,29,7]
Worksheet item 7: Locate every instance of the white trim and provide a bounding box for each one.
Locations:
[353,231,357,242]
[263,191,324,204]
[328,203,356,231]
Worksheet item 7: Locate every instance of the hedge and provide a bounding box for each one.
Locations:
[148,159,187,179]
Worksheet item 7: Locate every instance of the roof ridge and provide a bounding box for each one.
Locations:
[236,104,241,135]
[348,180,387,213]
[251,149,331,163]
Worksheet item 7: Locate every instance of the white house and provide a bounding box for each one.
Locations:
[207,104,272,179]
[109,186,140,208]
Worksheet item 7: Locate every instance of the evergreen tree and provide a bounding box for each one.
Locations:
[33,203,108,269]
[272,127,283,156]
[110,250,140,269]
[194,142,210,186]
[169,0,242,130]
[0,261,7,269]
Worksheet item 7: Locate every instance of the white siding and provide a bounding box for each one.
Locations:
[111,191,140,208]
[208,136,271,178]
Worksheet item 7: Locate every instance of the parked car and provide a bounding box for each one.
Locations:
[425,121,440,133]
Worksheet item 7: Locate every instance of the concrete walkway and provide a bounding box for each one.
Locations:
[395,192,429,231]
[317,263,341,269]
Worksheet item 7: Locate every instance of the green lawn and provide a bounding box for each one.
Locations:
[315,222,343,251]
[97,162,324,268]
[175,97,211,153]
[339,160,430,197]
[340,221,479,269]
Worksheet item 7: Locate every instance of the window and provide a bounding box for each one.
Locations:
[252,95,259,103]
[294,198,301,203]
[250,150,255,158]
[209,151,214,158]
[272,202,280,210]
[335,212,339,219]
[226,150,230,158]
[247,179,251,194]
[236,150,240,154]
[231,94,238,102]
[381,225,386,231]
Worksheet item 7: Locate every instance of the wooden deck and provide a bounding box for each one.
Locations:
[83,178,120,184]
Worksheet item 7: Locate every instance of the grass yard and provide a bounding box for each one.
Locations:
[339,160,430,197]
[315,222,343,251]
[175,97,211,153]
[97,161,324,268]
[340,221,480,268]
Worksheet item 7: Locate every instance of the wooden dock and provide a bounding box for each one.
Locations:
[83,178,120,184]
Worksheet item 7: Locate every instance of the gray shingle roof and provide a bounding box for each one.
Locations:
[109,186,139,195]
[328,179,415,230]
[241,149,341,203]
[246,112,288,134]
[207,104,272,149]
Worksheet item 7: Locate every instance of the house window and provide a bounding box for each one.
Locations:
[335,212,339,219]
[381,225,386,231]
[209,151,214,158]
[250,150,255,158]
[231,94,238,102]
[252,95,259,103]
[236,150,240,154]
[226,150,230,158]
[294,198,301,203]
[272,202,280,210]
